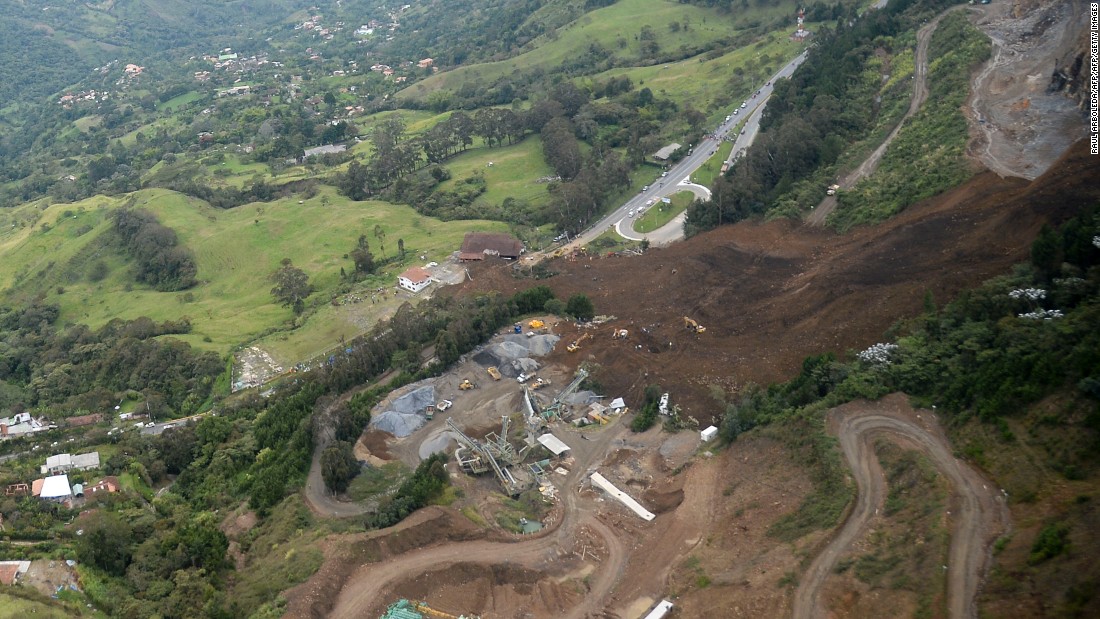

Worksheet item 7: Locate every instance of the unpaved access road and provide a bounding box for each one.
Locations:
[807,7,958,226]
[793,395,1010,619]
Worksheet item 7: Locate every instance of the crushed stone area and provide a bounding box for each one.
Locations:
[967,0,1088,179]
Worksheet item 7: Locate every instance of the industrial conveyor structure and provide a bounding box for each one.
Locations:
[447,417,534,496]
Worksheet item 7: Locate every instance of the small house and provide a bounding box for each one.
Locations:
[39,475,72,501]
[397,267,432,293]
[458,232,524,261]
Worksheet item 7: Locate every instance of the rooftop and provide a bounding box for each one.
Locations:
[399,266,432,284]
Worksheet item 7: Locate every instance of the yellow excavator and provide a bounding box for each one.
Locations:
[459,379,476,390]
[567,332,591,352]
[683,316,706,333]
[528,319,545,329]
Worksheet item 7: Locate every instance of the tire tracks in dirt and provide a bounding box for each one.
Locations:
[806,7,960,227]
[792,396,1010,619]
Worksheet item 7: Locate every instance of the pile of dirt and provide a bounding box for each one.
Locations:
[451,141,1100,423]
[389,563,583,618]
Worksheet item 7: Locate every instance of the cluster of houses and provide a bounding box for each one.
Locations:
[57,90,108,109]
[396,232,526,294]
[0,412,52,440]
[3,451,119,506]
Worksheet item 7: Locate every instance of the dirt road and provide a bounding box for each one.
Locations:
[326,422,633,618]
[792,396,1010,619]
[806,7,957,226]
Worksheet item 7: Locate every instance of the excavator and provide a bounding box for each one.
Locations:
[683,316,706,333]
[459,379,476,390]
[567,332,591,352]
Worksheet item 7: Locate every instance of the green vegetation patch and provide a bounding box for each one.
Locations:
[829,12,992,231]
[634,191,693,234]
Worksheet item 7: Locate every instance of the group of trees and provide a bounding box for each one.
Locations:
[111,209,197,291]
[0,304,222,415]
[687,0,956,234]
[270,259,313,315]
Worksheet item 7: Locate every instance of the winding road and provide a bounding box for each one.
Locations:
[325,421,633,618]
[806,6,959,226]
[792,398,1010,619]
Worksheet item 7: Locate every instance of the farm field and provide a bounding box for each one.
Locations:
[397,0,803,99]
[0,187,507,353]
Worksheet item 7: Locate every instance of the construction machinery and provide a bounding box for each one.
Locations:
[567,332,592,352]
[683,316,706,333]
[447,416,533,495]
[531,377,551,390]
[528,319,545,329]
[379,599,479,619]
[487,366,502,380]
[459,379,476,390]
[612,329,629,339]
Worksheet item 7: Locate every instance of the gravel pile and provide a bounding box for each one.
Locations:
[371,411,425,438]
[369,384,437,437]
[389,385,435,413]
[418,431,459,459]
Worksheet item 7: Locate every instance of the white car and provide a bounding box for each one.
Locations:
[516,373,531,384]
[740,102,747,108]
[628,210,635,218]
[426,261,438,267]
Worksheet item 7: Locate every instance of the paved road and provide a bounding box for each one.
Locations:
[793,400,1010,619]
[538,49,811,256]
[806,7,957,226]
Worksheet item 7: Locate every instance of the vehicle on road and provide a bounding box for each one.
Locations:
[628,210,635,218]
[740,102,747,108]
[641,185,649,191]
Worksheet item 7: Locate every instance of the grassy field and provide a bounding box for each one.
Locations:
[634,191,693,233]
[0,592,89,619]
[435,135,555,207]
[159,90,203,111]
[0,187,507,355]
[584,29,808,118]
[692,140,734,187]
[398,0,784,99]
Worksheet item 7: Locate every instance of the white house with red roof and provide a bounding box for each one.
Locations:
[397,266,432,293]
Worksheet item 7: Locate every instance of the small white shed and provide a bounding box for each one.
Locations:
[700,425,718,442]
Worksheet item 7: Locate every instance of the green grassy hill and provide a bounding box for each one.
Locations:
[0,188,506,355]
[397,0,802,101]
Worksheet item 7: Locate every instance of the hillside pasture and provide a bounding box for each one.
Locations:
[0,187,506,354]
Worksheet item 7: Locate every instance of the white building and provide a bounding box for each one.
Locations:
[700,425,718,442]
[39,475,72,501]
[42,452,101,475]
[0,412,49,439]
[397,266,432,293]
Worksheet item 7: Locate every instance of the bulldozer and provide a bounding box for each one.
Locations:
[459,379,477,390]
[683,316,706,333]
[487,366,502,380]
[566,332,591,352]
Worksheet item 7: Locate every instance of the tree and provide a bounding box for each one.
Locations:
[397,238,405,259]
[321,441,358,493]
[565,293,595,321]
[373,224,387,258]
[270,259,312,315]
[77,511,133,576]
[350,235,375,275]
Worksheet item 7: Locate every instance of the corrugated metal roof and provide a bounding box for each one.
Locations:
[40,475,71,498]
[537,433,570,455]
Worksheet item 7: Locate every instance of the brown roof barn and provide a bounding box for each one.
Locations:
[459,232,524,261]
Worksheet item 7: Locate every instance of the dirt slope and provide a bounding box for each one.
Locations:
[458,141,1100,422]
[793,394,1011,619]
